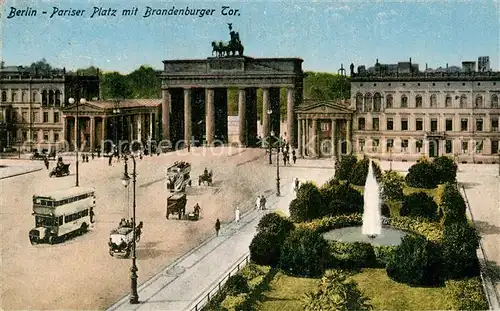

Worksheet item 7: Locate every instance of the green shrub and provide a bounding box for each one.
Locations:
[350,157,383,186]
[433,156,458,184]
[381,170,404,201]
[296,214,363,234]
[400,192,439,221]
[442,223,481,279]
[224,274,250,296]
[405,161,439,189]
[334,155,358,181]
[445,277,488,310]
[256,213,294,240]
[279,228,330,277]
[380,203,391,218]
[386,234,442,286]
[289,182,324,222]
[220,293,248,311]
[329,241,377,269]
[301,270,373,311]
[320,183,363,216]
[249,231,282,267]
[373,245,396,267]
[389,216,443,242]
[440,183,467,225]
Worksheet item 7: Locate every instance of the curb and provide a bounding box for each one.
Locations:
[0,167,43,180]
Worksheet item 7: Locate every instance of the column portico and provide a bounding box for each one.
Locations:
[312,119,318,157]
[238,88,246,146]
[162,89,171,141]
[297,117,302,157]
[184,88,192,146]
[262,88,270,141]
[331,119,337,158]
[102,116,107,145]
[205,88,215,145]
[287,87,295,147]
[73,116,78,150]
[346,119,352,154]
[90,116,95,151]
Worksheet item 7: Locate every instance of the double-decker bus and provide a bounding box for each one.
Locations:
[29,186,96,245]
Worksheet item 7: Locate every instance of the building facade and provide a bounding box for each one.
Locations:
[349,57,500,163]
[0,65,99,151]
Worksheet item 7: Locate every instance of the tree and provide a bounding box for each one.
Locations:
[400,192,439,221]
[279,228,330,277]
[320,183,363,216]
[289,182,324,222]
[303,72,351,100]
[301,270,372,311]
[386,234,442,286]
[249,231,282,267]
[256,213,294,240]
[29,59,52,75]
[440,183,467,225]
[432,156,457,184]
[405,161,439,189]
[101,71,132,99]
[381,170,404,201]
[127,66,161,98]
[442,223,480,279]
[76,66,100,76]
[334,155,357,181]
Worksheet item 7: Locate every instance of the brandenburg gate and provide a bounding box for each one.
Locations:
[160,26,305,148]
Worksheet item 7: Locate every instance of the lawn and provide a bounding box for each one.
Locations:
[258,269,449,311]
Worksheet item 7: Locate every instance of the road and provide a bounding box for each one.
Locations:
[0,147,335,310]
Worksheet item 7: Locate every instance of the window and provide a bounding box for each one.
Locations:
[430,119,438,132]
[401,95,408,108]
[364,93,372,112]
[492,140,499,154]
[54,133,60,142]
[475,96,483,108]
[372,139,380,151]
[373,93,382,112]
[11,91,17,102]
[358,118,365,130]
[22,131,27,141]
[356,93,363,112]
[386,94,393,108]
[32,111,38,123]
[492,118,499,131]
[445,95,452,107]
[430,94,437,107]
[1,91,6,102]
[320,122,329,132]
[11,111,17,122]
[33,91,38,103]
[386,139,394,152]
[416,95,423,108]
[372,118,379,131]
[475,140,483,154]
[386,118,394,130]
[461,118,468,131]
[460,95,467,108]
[401,118,408,131]
[416,140,423,153]
[22,112,28,123]
[55,90,61,106]
[359,139,365,152]
[476,119,483,132]
[462,141,469,154]
[416,118,423,131]
[43,132,49,141]
[54,112,60,123]
[43,112,49,123]
[402,139,409,152]
[42,90,48,106]
[445,140,452,154]
[492,94,499,108]
[444,119,453,131]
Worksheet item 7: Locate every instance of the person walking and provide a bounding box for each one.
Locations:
[292,150,297,164]
[108,155,113,166]
[235,207,240,223]
[256,195,261,210]
[44,157,49,170]
[215,219,221,236]
[91,152,95,160]
[261,196,267,210]
[82,153,85,163]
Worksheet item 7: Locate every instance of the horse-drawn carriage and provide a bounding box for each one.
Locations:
[166,193,187,219]
[31,150,56,161]
[198,168,213,186]
[108,221,143,258]
[49,163,70,177]
[166,161,192,192]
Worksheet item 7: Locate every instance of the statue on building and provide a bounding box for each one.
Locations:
[211,24,244,57]
[350,63,354,76]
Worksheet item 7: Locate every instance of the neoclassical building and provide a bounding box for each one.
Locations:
[348,58,500,163]
[0,65,99,151]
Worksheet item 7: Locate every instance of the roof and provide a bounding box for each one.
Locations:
[33,186,95,201]
[85,99,161,109]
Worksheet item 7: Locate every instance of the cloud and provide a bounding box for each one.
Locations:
[326,5,351,12]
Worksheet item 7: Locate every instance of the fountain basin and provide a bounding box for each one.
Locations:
[323,226,408,246]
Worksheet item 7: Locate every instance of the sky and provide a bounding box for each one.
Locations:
[2,0,499,74]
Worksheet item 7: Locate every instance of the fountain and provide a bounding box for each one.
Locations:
[362,160,382,238]
[322,159,407,246]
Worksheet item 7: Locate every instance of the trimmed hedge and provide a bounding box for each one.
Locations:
[334,155,382,186]
[381,170,405,201]
[373,245,397,267]
[400,192,439,221]
[405,156,458,189]
[439,183,467,226]
[319,182,364,217]
[444,277,488,310]
[289,182,323,222]
[389,216,443,242]
[442,222,481,279]
[295,214,363,233]
[328,241,377,269]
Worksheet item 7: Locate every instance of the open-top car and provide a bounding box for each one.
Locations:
[108,221,143,258]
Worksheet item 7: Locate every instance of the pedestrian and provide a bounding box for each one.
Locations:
[85,154,89,162]
[235,207,240,223]
[91,152,95,160]
[215,219,221,236]
[108,155,113,166]
[81,153,85,162]
[283,154,287,166]
[90,208,95,224]
[97,150,101,158]
[261,196,267,210]
[139,153,143,160]
[256,195,261,210]
[44,157,49,170]
[292,150,297,164]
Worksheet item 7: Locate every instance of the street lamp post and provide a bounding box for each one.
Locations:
[272,131,281,196]
[267,109,272,164]
[121,153,139,304]
[389,147,393,171]
[69,97,86,187]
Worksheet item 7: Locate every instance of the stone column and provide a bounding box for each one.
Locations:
[287,88,295,147]
[149,112,153,141]
[312,118,318,157]
[238,88,246,146]
[90,116,95,151]
[161,89,171,141]
[73,116,78,150]
[302,119,306,157]
[184,88,192,146]
[62,116,67,143]
[331,119,337,158]
[262,88,270,142]
[137,113,142,142]
[101,116,107,145]
[346,118,352,154]
[205,88,215,145]
[297,117,302,156]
